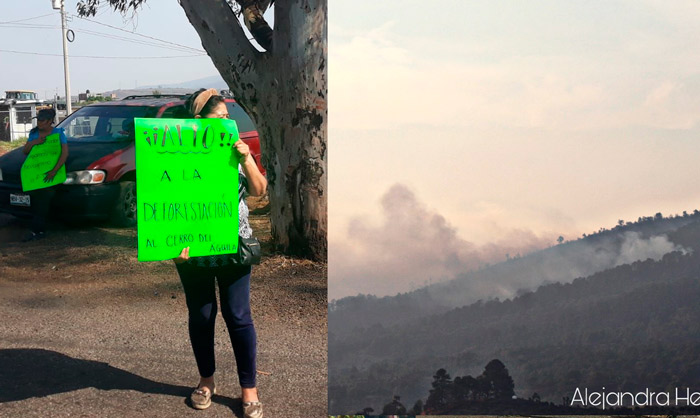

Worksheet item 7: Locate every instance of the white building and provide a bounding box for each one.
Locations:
[0,90,49,142]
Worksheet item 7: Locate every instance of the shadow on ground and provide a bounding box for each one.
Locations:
[0,348,243,415]
[0,216,135,251]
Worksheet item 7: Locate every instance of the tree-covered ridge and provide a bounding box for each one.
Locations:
[330,218,700,413]
[356,360,700,416]
[330,212,700,333]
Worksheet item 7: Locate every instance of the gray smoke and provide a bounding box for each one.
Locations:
[614,231,687,266]
[330,184,691,302]
[435,230,690,306]
[330,184,555,299]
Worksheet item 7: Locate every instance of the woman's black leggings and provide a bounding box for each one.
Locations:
[29,187,55,233]
[175,262,257,388]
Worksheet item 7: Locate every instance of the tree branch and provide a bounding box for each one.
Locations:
[178,0,264,87]
[238,0,274,50]
[271,0,289,56]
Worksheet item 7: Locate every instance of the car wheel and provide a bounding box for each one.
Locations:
[111,180,137,227]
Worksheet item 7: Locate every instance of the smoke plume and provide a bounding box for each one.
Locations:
[330,184,690,301]
[330,184,555,299]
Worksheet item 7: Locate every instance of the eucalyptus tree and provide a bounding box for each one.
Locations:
[78,0,327,260]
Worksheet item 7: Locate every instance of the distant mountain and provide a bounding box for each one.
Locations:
[103,75,228,99]
[101,88,193,100]
[145,74,228,90]
[329,214,700,414]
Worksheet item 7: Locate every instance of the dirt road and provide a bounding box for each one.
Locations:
[0,197,327,417]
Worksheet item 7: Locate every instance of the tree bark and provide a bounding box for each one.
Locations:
[178,0,327,261]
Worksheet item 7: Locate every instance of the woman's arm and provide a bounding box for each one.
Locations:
[22,137,45,155]
[22,141,34,155]
[240,154,267,196]
[52,143,69,172]
[234,140,267,196]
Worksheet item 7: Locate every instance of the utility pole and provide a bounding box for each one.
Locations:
[52,0,72,115]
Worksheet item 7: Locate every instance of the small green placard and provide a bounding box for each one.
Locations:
[21,133,67,192]
[135,118,241,262]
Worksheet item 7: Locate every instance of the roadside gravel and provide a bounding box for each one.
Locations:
[0,196,327,417]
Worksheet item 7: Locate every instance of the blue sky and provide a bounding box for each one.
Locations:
[0,1,220,97]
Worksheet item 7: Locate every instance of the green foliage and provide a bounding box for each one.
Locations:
[77,0,146,17]
[79,96,112,104]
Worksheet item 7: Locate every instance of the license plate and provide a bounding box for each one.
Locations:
[10,193,30,207]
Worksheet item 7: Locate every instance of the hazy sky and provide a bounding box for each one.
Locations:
[329,0,700,299]
[0,1,220,96]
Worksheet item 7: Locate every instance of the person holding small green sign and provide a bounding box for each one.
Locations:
[22,108,69,241]
[172,89,267,417]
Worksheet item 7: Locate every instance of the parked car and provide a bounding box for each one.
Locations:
[0,94,263,227]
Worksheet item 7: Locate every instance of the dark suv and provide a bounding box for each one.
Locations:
[0,95,263,226]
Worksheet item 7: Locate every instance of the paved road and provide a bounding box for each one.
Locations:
[0,211,327,417]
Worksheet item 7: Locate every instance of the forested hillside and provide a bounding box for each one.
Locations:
[329,216,700,413]
[330,213,697,335]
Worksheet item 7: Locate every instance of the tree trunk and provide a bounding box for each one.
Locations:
[179,0,327,261]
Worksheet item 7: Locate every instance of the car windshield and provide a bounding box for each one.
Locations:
[58,105,158,142]
[9,92,38,100]
[226,102,257,132]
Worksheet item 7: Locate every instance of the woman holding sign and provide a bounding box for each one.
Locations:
[173,88,267,417]
[22,108,68,241]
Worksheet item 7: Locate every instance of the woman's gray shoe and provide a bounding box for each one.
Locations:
[242,401,263,418]
[190,386,215,410]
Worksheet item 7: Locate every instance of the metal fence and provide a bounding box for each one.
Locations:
[0,110,10,142]
[0,108,34,142]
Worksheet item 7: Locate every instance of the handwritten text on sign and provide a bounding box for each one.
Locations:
[21,133,67,192]
[135,118,240,262]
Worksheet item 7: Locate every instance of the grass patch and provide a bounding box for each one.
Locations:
[0,138,26,155]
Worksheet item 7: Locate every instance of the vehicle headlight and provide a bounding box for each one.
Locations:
[63,170,106,185]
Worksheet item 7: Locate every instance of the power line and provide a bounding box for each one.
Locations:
[0,23,59,29]
[0,12,215,56]
[0,12,58,24]
[0,22,256,43]
[70,13,206,54]
[0,23,205,54]
[76,28,205,53]
[0,49,207,59]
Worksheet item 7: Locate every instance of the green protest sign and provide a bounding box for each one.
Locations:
[135,118,241,262]
[21,133,67,192]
